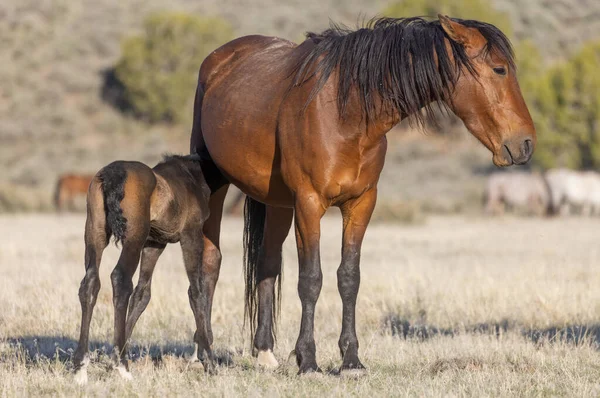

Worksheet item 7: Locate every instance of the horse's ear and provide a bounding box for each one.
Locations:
[438,15,472,47]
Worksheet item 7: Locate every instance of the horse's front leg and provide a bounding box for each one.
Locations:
[337,189,377,375]
[293,192,326,374]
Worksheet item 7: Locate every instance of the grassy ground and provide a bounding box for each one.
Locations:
[1,214,599,396]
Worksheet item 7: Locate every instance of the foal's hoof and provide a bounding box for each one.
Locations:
[74,356,90,385]
[74,369,88,386]
[257,350,279,368]
[116,365,133,381]
[287,349,297,365]
[188,359,205,371]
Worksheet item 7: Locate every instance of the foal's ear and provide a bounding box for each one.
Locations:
[438,15,475,47]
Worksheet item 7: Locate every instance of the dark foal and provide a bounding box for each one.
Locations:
[73,154,212,384]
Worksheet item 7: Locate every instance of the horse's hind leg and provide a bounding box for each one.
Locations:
[181,230,216,373]
[254,206,293,368]
[190,184,229,365]
[74,184,108,385]
[110,229,147,378]
[124,241,166,343]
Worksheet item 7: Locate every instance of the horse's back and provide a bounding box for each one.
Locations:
[199,35,297,91]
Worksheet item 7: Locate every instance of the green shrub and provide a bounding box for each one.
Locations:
[115,12,233,123]
[529,42,600,169]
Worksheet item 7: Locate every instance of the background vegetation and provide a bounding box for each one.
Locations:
[115,13,233,123]
[1,0,600,214]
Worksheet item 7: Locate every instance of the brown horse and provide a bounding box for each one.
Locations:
[73,154,211,384]
[54,174,94,211]
[190,16,536,375]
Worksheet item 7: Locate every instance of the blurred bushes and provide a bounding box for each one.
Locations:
[371,200,425,224]
[115,12,233,123]
[528,42,600,169]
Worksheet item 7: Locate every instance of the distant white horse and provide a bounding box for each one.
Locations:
[545,169,600,215]
[484,171,550,216]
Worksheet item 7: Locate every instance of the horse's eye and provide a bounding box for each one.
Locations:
[493,66,507,76]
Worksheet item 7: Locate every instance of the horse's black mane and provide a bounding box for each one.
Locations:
[291,17,515,125]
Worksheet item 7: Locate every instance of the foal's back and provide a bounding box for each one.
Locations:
[148,156,210,243]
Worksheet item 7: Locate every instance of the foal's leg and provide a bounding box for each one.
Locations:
[337,189,377,375]
[181,230,217,373]
[254,206,293,368]
[111,233,147,377]
[191,184,228,362]
[293,192,326,374]
[124,241,166,342]
[73,216,108,385]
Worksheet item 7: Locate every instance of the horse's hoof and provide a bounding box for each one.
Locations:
[74,369,88,385]
[340,367,368,378]
[116,365,133,381]
[204,361,218,376]
[257,350,279,368]
[298,366,324,377]
[189,360,205,371]
[287,350,297,365]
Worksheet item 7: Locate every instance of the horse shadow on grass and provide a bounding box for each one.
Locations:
[383,314,600,348]
[2,335,235,368]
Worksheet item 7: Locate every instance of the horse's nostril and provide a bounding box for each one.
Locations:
[523,139,533,157]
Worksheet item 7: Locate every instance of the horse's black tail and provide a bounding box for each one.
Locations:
[244,196,281,341]
[97,163,128,245]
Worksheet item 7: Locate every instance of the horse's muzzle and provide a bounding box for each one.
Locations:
[499,137,534,166]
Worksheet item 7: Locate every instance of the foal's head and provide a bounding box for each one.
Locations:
[438,15,536,167]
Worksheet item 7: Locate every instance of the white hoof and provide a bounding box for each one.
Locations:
[188,343,205,370]
[116,365,133,381]
[74,356,90,385]
[257,350,279,368]
[74,369,88,385]
[190,343,199,362]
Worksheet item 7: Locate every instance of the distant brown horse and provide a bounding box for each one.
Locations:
[73,154,211,384]
[54,174,94,211]
[190,16,535,375]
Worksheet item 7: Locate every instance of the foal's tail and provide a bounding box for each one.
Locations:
[243,196,282,340]
[97,163,128,245]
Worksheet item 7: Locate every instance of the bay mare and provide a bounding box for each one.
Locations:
[190,16,536,374]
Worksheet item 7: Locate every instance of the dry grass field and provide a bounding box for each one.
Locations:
[1,213,600,396]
